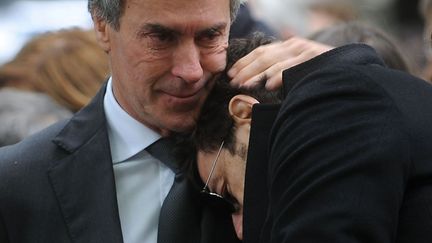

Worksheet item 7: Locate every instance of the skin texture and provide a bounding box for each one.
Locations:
[197,94,257,240]
[93,0,231,135]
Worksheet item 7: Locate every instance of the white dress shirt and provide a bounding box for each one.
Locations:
[104,78,175,243]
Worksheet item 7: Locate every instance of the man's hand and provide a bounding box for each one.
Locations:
[228,37,333,90]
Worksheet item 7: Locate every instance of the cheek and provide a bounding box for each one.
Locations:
[226,161,246,197]
[201,45,227,73]
[116,37,172,70]
[197,152,210,183]
[122,53,169,91]
[137,48,172,63]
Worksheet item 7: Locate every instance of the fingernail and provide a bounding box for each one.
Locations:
[230,78,239,86]
[265,82,276,91]
[228,68,236,78]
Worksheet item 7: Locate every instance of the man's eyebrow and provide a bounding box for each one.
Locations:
[197,23,228,36]
[137,22,227,37]
[137,23,179,35]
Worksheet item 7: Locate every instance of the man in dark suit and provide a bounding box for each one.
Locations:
[0,0,331,242]
[192,35,432,242]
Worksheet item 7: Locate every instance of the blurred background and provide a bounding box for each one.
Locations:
[0,0,91,65]
[0,0,425,65]
[0,0,426,68]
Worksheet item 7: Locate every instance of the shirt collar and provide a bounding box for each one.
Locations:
[104,77,161,164]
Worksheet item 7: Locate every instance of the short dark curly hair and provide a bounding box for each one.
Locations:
[174,32,283,183]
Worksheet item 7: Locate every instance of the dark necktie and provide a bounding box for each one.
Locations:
[147,138,201,243]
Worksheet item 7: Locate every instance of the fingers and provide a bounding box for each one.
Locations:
[228,37,334,90]
[228,42,283,87]
[236,61,284,91]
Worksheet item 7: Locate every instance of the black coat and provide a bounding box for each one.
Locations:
[0,84,239,243]
[244,44,432,243]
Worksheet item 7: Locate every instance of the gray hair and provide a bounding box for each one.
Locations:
[0,88,72,147]
[88,0,245,30]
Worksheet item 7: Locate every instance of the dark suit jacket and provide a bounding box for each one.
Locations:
[0,84,239,243]
[244,44,432,243]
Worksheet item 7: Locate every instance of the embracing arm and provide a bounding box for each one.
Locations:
[265,66,409,243]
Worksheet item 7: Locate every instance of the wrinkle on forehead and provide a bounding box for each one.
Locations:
[126,0,230,28]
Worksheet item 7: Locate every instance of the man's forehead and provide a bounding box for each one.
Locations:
[124,0,231,32]
[125,0,231,16]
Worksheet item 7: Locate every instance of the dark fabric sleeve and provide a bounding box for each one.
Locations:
[0,211,9,243]
[264,66,410,243]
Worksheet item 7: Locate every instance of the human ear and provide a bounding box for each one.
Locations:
[92,15,111,53]
[228,95,259,125]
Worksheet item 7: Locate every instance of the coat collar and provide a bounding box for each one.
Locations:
[244,103,281,243]
[48,83,124,243]
[52,83,108,153]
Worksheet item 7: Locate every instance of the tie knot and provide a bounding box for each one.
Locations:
[147,137,179,173]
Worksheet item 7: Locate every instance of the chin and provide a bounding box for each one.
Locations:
[158,106,200,133]
[172,123,196,133]
[167,117,197,133]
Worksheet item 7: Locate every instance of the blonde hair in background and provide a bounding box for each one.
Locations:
[0,28,110,112]
[33,28,109,112]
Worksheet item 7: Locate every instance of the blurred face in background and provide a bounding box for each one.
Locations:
[94,0,231,135]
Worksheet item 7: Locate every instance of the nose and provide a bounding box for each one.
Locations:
[171,40,204,83]
[231,213,243,240]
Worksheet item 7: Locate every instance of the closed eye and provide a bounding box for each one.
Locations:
[221,184,241,213]
[137,24,178,50]
[196,25,227,48]
[199,28,222,41]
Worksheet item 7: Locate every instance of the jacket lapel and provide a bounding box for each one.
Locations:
[47,83,123,243]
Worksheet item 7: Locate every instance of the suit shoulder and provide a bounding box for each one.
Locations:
[0,119,69,174]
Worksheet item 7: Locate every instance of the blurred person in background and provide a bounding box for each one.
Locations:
[305,0,359,34]
[309,21,413,73]
[419,0,432,82]
[247,0,360,39]
[419,0,432,39]
[0,88,72,147]
[230,3,279,39]
[0,27,109,112]
[246,0,307,38]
